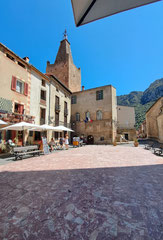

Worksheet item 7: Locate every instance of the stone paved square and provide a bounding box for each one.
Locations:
[0,145,163,240]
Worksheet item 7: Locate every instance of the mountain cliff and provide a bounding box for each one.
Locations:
[117,78,163,129]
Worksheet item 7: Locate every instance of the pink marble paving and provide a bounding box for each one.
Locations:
[0,145,163,239]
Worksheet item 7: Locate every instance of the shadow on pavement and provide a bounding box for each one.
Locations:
[0,164,163,240]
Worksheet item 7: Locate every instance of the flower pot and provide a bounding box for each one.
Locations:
[134,142,139,147]
[113,141,117,146]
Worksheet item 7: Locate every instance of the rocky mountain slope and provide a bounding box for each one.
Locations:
[117,78,163,129]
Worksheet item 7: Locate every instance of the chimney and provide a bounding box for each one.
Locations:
[82,86,85,91]
[23,57,29,63]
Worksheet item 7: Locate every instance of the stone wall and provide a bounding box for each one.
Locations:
[68,58,81,93]
[146,97,163,141]
[46,39,81,93]
[157,114,163,143]
[46,61,69,89]
[71,85,117,144]
[117,128,136,141]
[117,105,136,141]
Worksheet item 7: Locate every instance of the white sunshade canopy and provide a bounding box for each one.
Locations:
[71,0,161,26]
[1,122,42,131]
[30,124,62,132]
[0,120,8,125]
[53,126,74,132]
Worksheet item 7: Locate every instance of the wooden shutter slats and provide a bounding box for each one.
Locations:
[24,83,28,96]
[11,76,16,91]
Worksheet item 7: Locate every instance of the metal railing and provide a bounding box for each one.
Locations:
[40,99,46,106]
[40,118,46,125]
[55,105,61,112]
[64,108,68,116]
[54,121,71,128]
[0,112,35,123]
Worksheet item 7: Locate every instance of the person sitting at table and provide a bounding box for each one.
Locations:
[49,138,55,152]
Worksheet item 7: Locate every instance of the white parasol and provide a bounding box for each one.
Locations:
[53,125,74,132]
[30,124,62,132]
[1,122,42,145]
[1,122,41,131]
[0,120,8,125]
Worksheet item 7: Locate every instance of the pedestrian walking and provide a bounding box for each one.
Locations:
[65,134,69,150]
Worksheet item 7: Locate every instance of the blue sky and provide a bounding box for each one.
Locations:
[1,0,163,95]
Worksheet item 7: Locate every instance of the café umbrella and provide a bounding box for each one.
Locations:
[1,122,42,145]
[0,120,7,125]
[71,0,160,26]
[53,126,74,132]
[30,124,62,132]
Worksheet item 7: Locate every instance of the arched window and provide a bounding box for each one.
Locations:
[85,111,90,119]
[76,113,80,121]
[96,110,102,120]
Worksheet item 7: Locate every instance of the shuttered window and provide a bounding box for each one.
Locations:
[11,76,16,91]
[11,76,28,96]
[24,82,28,96]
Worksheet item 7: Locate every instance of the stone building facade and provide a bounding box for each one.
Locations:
[48,75,71,140]
[46,35,136,144]
[0,35,136,146]
[137,120,147,138]
[117,105,136,141]
[146,97,163,143]
[46,38,81,93]
[71,85,117,144]
[0,42,72,144]
[0,43,35,144]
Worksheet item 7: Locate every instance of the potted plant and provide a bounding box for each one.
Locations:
[113,139,117,146]
[134,138,139,147]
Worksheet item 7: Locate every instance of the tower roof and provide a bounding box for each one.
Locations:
[54,38,73,64]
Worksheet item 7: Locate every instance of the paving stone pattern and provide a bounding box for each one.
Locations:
[0,145,163,240]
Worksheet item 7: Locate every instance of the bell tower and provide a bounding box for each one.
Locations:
[46,30,81,92]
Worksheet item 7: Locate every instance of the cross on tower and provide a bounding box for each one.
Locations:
[63,29,68,40]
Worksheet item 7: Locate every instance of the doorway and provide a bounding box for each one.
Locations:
[87,135,94,145]
[124,133,129,140]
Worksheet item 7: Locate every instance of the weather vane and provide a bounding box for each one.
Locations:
[63,29,68,40]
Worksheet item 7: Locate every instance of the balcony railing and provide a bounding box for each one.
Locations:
[54,121,71,128]
[64,108,68,116]
[55,105,61,113]
[0,112,35,124]
[40,99,46,106]
[40,118,46,125]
